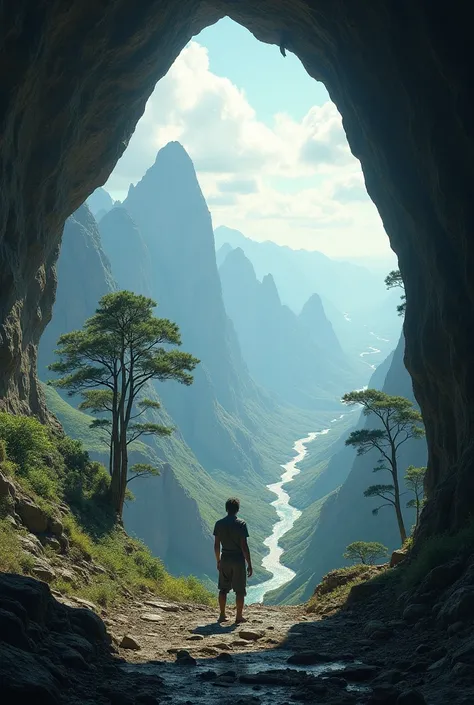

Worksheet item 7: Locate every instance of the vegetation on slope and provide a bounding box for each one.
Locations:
[0,411,213,608]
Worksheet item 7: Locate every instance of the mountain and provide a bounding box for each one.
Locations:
[37,204,218,580]
[98,206,152,296]
[219,247,355,410]
[99,141,326,583]
[38,204,116,378]
[214,225,402,367]
[216,242,233,267]
[214,225,387,315]
[265,334,427,604]
[86,187,114,220]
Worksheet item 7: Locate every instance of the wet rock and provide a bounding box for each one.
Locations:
[0,608,31,649]
[140,612,162,622]
[447,621,464,636]
[16,498,49,533]
[402,604,429,623]
[396,690,426,705]
[175,649,196,666]
[216,652,233,662]
[437,587,474,625]
[287,651,332,665]
[239,629,264,641]
[330,663,379,681]
[451,638,474,665]
[428,656,447,671]
[451,662,473,680]
[369,684,401,704]
[120,635,141,650]
[197,670,217,681]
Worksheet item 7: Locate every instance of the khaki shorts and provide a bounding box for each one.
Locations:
[218,555,247,596]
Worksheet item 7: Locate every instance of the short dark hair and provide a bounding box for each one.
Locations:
[225,497,240,515]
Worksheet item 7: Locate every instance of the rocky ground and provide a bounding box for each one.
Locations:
[2,551,474,705]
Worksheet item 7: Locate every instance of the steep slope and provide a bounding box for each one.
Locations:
[122,142,319,480]
[37,204,116,379]
[37,207,217,580]
[266,335,427,604]
[216,242,233,267]
[219,247,355,410]
[98,206,152,297]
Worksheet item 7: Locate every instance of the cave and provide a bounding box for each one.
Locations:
[0,2,472,541]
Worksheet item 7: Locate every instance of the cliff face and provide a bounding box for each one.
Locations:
[1,1,473,543]
[219,247,355,409]
[38,205,116,379]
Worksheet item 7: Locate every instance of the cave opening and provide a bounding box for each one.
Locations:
[0,2,473,542]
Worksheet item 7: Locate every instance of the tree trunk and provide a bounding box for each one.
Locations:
[391,450,407,544]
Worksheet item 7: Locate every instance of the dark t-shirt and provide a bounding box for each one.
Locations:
[213,515,249,558]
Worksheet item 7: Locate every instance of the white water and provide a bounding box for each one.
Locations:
[247,430,329,604]
[359,345,381,370]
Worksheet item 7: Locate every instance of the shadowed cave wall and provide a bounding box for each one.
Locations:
[0,1,473,540]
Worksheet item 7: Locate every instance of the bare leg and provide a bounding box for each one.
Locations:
[235,593,246,624]
[218,590,228,622]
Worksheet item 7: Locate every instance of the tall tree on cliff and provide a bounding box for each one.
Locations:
[384,269,406,316]
[342,389,424,543]
[49,291,199,518]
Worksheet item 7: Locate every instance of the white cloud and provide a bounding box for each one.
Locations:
[106,42,391,258]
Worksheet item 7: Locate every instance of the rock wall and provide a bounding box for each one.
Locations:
[0,2,473,537]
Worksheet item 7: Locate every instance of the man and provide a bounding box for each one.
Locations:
[213,497,253,624]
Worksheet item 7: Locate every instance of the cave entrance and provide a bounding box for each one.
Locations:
[0,3,472,539]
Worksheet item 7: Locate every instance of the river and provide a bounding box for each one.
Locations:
[247,430,329,604]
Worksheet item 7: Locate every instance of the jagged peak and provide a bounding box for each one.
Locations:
[300,292,326,319]
[261,273,281,305]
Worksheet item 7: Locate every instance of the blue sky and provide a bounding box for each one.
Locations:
[106,18,393,262]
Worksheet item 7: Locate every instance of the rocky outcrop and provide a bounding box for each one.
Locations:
[37,205,115,379]
[0,2,473,543]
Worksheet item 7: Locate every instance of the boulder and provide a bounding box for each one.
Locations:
[239,629,264,641]
[120,635,141,650]
[418,560,464,594]
[437,587,474,625]
[0,643,61,705]
[32,562,57,583]
[19,533,45,557]
[452,638,474,665]
[70,608,108,643]
[48,516,63,537]
[175,649,196,666]
[140,612,162,623]
[41,536,62,552]
[390,550,407,568]
[287,651,332,665]
[0,573,50,623]
[16,498,49,533]
[330,664,379,681]
[0,608,31,650]
[0,471,15,498]
[402,604,430,623]
[347,581,383,604]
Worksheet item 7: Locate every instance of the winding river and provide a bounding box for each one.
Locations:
[247,430,329,604]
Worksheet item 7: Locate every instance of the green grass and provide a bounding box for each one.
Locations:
[306,564,384,614]
[0,408,214,608]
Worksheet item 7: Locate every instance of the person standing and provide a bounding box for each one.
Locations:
[213,497,253,624]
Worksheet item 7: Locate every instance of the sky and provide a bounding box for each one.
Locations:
[105,18,395,262]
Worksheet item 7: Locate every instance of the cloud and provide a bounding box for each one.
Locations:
[217,178,259,194]
[106,41,391,258]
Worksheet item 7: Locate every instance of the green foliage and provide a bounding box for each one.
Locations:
[385,269,406,315]
[343,389,425,543]
[0,519,35,574]
[49,290,199,516]
[343,540,388,565]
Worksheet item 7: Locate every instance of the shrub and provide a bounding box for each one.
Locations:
[0,519,35,574]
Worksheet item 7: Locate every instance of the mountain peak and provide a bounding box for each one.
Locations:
[219,247,257,283]
[261,273,281,306]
